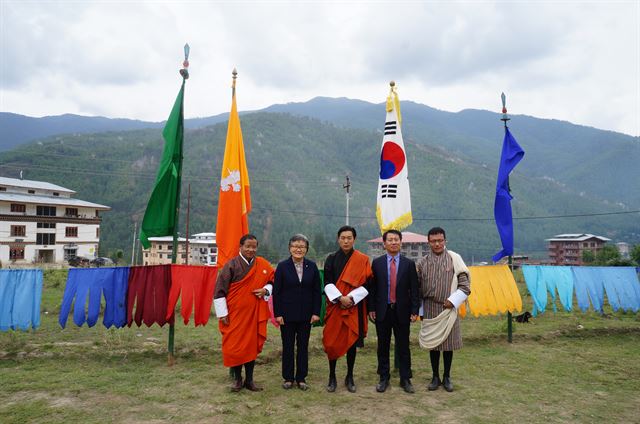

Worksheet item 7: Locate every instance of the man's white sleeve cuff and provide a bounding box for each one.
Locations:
[348,286,369,305]
[263,283,273,301]
[447,289,468,309]
[324,283,342,303]
[214,297,228,317]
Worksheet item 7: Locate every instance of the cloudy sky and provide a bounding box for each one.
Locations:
[1,1,638,136]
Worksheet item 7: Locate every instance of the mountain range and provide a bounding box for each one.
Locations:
[1,97,638,263]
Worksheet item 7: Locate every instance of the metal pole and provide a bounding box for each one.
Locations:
[133,236,139,266]
[185,184,190,265]
[502,92,513,344]
[343,175,350,225]
[507,255,513,343]
[168,43,190,366]
[131,221,137,265]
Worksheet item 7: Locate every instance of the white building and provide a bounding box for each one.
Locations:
[141,233,217,266]
[190,232,217,266]
[141,236,188,265]
[366,231,429,261]
[0,176,110,265]
[616,242,630,259]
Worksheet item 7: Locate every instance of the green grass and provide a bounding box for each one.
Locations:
[1,270,639,423]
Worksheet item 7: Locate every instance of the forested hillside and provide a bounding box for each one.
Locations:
[1,112,637,263]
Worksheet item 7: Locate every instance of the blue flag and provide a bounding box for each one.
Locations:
[492,127,524,262]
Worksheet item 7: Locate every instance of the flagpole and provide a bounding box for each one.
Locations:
[167,44,190,365]
[501,92,513,343]
[185,183,190,265]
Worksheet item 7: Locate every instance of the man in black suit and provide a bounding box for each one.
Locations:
[273,234,322,390]
[369,229,420,393]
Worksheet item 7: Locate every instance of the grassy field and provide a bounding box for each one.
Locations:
[1,269,639,423]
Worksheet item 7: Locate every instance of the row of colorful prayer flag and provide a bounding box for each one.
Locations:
[522,265,640,315]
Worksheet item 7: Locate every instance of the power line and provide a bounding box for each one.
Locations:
[251,206,640,221]
[2,161,638,222]
[3,148,155,166]
[2,145,363,186]
[0,163,342,185]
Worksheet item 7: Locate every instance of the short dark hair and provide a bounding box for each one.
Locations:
[337,225,356,239]
[288,234,309,249]
[239,233,258,246]
[427,227,446,239]
[382,229,402,242]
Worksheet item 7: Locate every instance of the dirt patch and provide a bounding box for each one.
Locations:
[49,397,77,408]
[2,391,82,410]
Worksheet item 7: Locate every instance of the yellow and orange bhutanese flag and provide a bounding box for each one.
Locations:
[215,74,251,269]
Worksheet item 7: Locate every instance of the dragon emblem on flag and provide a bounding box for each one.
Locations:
[220,169,241,192]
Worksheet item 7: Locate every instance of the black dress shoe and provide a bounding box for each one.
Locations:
[244,380,263,392]
[282,381,294,390]
[401,379,415,394]
[345,376,356,393]
[326,376,337,392]
[442,377,454,392]
[376,378,389,393]
[230,378,243,392]
[427,376,441,391]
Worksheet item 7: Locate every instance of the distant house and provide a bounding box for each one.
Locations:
[616,242,630,259]
[0,176,109,265]
[546,233,611,266]
[142,236,188,265]
[366,231,429,261]
[190,232,217,266]
[141,232,217,266]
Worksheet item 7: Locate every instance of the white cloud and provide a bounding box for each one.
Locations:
[1,0,638,136]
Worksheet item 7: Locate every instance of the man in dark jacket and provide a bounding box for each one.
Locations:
[369,229,420,393]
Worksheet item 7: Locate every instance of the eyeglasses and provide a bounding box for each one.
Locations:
[290,245,307,250]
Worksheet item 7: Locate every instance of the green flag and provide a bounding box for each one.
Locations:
[139,81,185,249]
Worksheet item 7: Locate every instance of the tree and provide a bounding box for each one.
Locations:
[605,258,636,266]
[110,249,124,265]
[595,245,620,264]
[631,244,640,265]
[582,250,595,264]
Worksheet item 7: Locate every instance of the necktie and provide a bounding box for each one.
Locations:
[390,257,397,303]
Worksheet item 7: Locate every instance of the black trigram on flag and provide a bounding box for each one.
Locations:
[381,184,397,199]
[384,121,397,135]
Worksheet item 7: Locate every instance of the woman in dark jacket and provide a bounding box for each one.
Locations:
[273,234,322,390]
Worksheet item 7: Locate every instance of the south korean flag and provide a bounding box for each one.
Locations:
[376,85,412,233]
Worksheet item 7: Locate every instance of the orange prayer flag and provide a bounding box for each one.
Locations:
[215,72,251,268]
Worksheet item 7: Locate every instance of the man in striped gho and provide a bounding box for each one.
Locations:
[416,227,471,393]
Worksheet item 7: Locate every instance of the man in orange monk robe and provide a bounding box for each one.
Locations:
[214,234,274,392]
[322,225,372,393]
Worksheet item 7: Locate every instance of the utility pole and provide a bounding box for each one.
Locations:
[343,175,351,225]
[131,221,137,265]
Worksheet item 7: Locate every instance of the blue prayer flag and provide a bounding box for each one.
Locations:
[492,127,524,262]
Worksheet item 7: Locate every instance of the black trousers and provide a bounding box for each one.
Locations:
[280,321,312,382]
[375,305,412,381]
